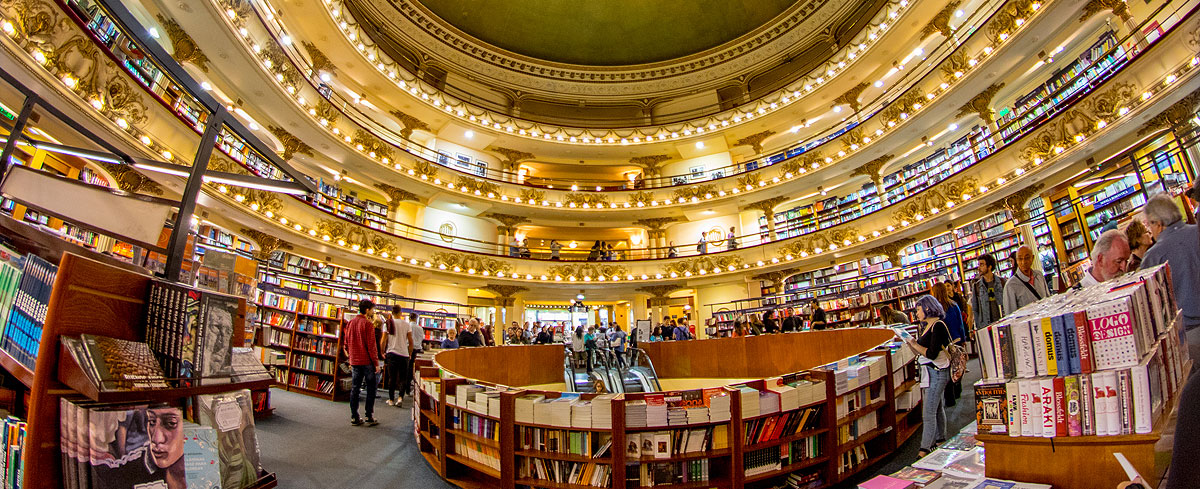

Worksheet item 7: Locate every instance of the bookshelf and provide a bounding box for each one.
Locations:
[411,329,942,488]
[253,285,347,400]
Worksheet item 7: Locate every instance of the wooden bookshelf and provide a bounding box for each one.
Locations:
[252,289,347,401]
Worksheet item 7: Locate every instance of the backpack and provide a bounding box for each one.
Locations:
[941,321,969,382]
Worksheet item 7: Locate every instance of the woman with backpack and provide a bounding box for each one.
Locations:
[901,294,954,457]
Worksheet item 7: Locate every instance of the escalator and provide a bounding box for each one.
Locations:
[563,347,661,393]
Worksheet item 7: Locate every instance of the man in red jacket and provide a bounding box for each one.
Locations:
[344,299,381,426]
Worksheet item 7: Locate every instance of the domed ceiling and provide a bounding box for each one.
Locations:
[343,0,886,127]
[415,0,798,66]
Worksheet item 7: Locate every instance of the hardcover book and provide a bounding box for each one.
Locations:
[1087,297,1141,370]
[79,334,170,391]
[973,382,1008,434]
[183,422,222,489]
[197,390,263,488]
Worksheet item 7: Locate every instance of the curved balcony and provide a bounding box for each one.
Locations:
[4,0,1195,290]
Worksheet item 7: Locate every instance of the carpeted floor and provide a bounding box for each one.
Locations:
[255,359,983,488]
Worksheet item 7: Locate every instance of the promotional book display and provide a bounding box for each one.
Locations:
[0,251,277,489]
[412,339,926,489]
[970,264,1188,488]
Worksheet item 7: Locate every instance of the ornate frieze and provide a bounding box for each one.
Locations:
[156,14,209,72]
[267,126,314,161]
[455,176,499,196]
[302,41,336,76]
[563,192,610,207]
[373,183,420,210]
[734,130,777,154]
[518,188,545,204]
[922,1,962,39]
[546,263,630,281]
[671,184,718,202]
[833,83,870,113]
[627,191,656,207]
[352,129,394,162]
[315,219,398,256]
[956,83,1006,124]
[661,255,743,277]
[429,252,512,275]
[389,109,430,139]
[776,227,861,259]
[629,155,671,178]
[488,146,535,172]
[412,160,439,180]
[96,162,164,195]
[1081,0,1131,22]
[736,172,762,190]
[1138,86,1199,136]
[985,183,1044,221]
[890,175,979,226]
[240,228,292,260]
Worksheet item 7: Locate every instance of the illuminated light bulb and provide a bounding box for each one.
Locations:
[309,230,317,237]
[1074,134,1085,143]
[887,121,896,127]
[800,251,809,258]
[1015,168,1025,176]
[1118,107,1129,116]
[757,261,764,266]
[999,33,1008,41]
[1096,120,1107,129]
[946,201,955,208]
[234,194,246,202]
[873,231,881,237]
[1165,74,1178,84]
[886,225,895,232]
[1142,91,1152,100]
[280,217,289,225]
[337,239,346,246]
[1053,146,1064,154]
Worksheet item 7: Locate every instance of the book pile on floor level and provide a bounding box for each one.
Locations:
[858,422,1051,488]
[972,264,1188,437]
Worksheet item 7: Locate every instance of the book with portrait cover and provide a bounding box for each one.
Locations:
[196,292,239,385]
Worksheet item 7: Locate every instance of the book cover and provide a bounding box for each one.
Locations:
[88,404,191,489]
[1018,379,1036,437]
[1062,313,1082,375]
[1004,381,1020,437]
[1074,311,1093,374]
[969,480,1017,489]
[858,474,916,489]
[1050,316,1069,376]
[1040,318,1058,377]
[1064,375,1082,436]
[1087,297,1140,370]
[1117,370,1133,435]
[1080,374,1095,436]
[1052,377,1067,437]
[197,390,263,488]
[977,326,998,380]
[79,334,170,392]
[197,292,239,385]
[994,324,1015,379]
[1012,321,1037,378]
[1039,378,1055,438]
[891,466,941,485]
[182,422,221,489]
[1101,371,1121,436]
[973,382,1007,434]
[653,432,670,459]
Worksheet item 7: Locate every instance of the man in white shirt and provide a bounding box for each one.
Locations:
[382,306,413,407]
[407,312,424,397]
[1077,229,1131,288]
[1002,245,1051,314]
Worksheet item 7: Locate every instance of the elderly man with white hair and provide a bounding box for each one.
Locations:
[1139,193,1200,354]
[1078,229,1131,288]
[1002,245,1051,314]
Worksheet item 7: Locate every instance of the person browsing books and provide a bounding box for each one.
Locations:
[1139,192,1200,360]
[809,299,828,330]
[1002,245,1050,314]
[344,299,381,427]
[441,328,459,349]
[381,306,413,408]
[970,254,1005,328]
[457,318,485,347]
[1078,229,1131,288]
[878,304,909,325]
[901,294,952,457]
[932,283,966,407]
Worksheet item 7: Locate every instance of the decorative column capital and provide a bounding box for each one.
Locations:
[744,196,789,215]
[373,183,420,211]
[632,217,678,232]
[867,238,916,266]
[361,265,411,291]
[850,154,894,182]
[629,155,672,177]
[636,285,682,306]
[483,284,529,307]
[239,228,293,260]
[922,0,962,39]
[956,83,1007,124]
[267,126,314,161]
[389,110,431,139]
[735,130,777,154]
[488,147,536,172]
[833,82,870,113]
[156,15,210,72]
[483,213,531,229]
[986,183,1045,222]
[1081,0,1132,22]
[301,41,336,76]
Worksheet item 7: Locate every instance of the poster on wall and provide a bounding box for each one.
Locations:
[635,319,652,343]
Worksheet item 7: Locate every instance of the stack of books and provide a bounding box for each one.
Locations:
[973,264,1187,436]
[592,394,616,429]
[626,399,647,428]
[645,395,668,426]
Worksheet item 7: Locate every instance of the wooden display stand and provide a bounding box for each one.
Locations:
[13,251,278,489]
[412,331,926,489]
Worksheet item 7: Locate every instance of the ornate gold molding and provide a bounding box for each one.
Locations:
[546,263,630,280]
[780,151,823,177]
[661,255,743,277]
[455,176,499,196]
[868,238,916,266]
[242,189,283,216]
[744,196,788,215]
[315,219,398,256]
[840,128,866,151]
[890,175,979,226]
[751,268,800,287]
[430,252,512,275]
[986,0,1038,42]
[850,154,894,193]
[239,228,292,260]
[519,188,545,204]
[314,99,340,126]
[352,129,394,162]
[671,184,717,202]
[627,191,656,207]
[488,146,536,172]
[776,227,861,259]
[985,183,1045,221]
[629,155,671,177]
[373,183,420,210]
[833,83,870,113]
[923,0,962,39]
[301,41,336,76]
[267,126,314,161]
[636,285,683,305]
[482,284,528,306]
[389,109,431,139]
[1138,86,1200,136]
[734,130,776,154]
[736,172,762,190]
[155,14,209,72]
[412,160,439,180]
[956,83,1006,124]
[1081,0,1132,22]
[482,213,530,230]
[96,162,164,195]
[633,217,678,233]
[214,0,252,28]
[563,192,609,207]
[0,0,66,50]
[880,88,926,124]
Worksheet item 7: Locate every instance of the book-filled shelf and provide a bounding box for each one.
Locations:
[309,179,390,231]
[970,263,1188,488]
[0,248,279,489]
[253,284,347,401]
[413,330,923,489]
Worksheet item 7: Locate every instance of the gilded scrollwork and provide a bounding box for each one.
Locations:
[890,175,979,226]
[518,188,545,204]
[1137,87,1200,136]
[923,0,962,39]
[266,126,314,161]
[99,76,149,125]
[776,227,861,259]
[833,83,870,113]
[412,160,439,180]
[879,88,926,124]
[373,183,420,210]
[96,162,164,195]
[734,130,776,154]
[563,192,610,207]
[986,0,1038,43]
[301,41,336,76]
[661,255,743,277]
[985,183,1044,221]
[389,110,431,139]
[1081,0,1132,22]
[239,228,293,260]
[352,129,394,162]
[629,154,671,178]
[155,14,209,72]
[454,176,499,196]
[671,184,717,202]
[955,83,1006,124]
[867,238,916,266]
[627,191,656,207]
[315,219,399,256]
[736,172,762,190]
[546,263,630,280]
[430,252,512,275]
[488,146,535,172]
[314,99,340,126]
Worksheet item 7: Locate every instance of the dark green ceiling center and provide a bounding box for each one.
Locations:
[417,0,798,66]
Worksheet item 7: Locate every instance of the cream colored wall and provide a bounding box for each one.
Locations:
[666,214,741,249]
[659,152,734,180]
[694,282,753,338]
[738,209,765,245]
[411,281,469,305]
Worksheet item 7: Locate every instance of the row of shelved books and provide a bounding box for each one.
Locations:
[294,317,338,337]
[289,372,334,394]
[633,460,709,486]
[743,436,821,476]
[826,354,887,395]
[743,406,822,445]
[837,445,873,476]
[452,409,498,441]
[517,427,613,457]
[144,281,239,386]
[293,336,336,356]
[836,385,884,419]
[59,390,263,489]
[290,353,334,375]
[626,389,731,428]
[979,264,1179,379]
[518,458,611,486]
[454,439,500,472]
[0,417,23,489]
[255,289,341,318]
[838,411,880,444]
[974,354,1181,438]
[627,426,729,458]
[0,252,56,370]
[453,384,503,418]
[868,423,1051,488]
[736,377,825,418]
[258,310,294,328]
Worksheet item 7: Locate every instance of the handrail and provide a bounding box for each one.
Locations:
[237,0,1008,188]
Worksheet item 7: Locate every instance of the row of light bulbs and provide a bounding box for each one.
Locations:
[209,49,1200,284]
[222,0,1041,213]
[315,0,917,146]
